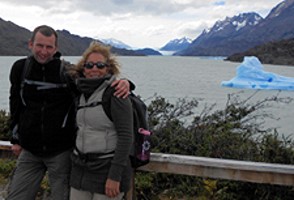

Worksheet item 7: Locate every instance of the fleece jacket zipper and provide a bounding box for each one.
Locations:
[41,64,46,152]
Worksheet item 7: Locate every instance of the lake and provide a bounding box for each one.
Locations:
[1,56,294,138]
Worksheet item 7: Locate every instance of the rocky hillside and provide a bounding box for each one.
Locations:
[225,38,294,66]
[0,18,144,56]
[0,19,31,56]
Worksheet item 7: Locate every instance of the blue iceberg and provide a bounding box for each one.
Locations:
[221,56,294,91]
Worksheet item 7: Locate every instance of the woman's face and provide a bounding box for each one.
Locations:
[83,52,108,78]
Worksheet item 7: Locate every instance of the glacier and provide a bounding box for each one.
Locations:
[221,56,294,91]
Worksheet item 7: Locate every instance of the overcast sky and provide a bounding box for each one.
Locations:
[0,0,283,49]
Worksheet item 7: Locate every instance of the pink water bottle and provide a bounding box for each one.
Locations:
[137,128,151,161]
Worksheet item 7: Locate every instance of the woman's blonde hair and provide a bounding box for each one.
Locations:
[69,41,120,78]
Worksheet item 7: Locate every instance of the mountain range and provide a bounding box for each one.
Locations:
[98,38,132,50]
[175,0,294,56]
[160,37,192,51]
[0,0,293,58]
[0,19,148,56]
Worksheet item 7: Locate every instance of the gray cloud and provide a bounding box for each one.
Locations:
[3,0,281,17]
[3,0,56,8]
[72,0,185,16]
[0,0,282,48]
[4,0,208,17]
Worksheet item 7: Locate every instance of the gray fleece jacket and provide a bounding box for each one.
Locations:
[71,75,134,193]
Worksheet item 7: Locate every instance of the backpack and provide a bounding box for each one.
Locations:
[102,86,152,169]
[77,85,152,168]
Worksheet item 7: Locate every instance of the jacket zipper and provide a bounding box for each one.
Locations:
[81,99,87,153]
[41,65,46,152]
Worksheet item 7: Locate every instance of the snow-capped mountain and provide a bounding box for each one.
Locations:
[99,38,132,50]
[176,0,294,56]
[204,12,262,36]
[97,38,163,55]
[176,12,263,56]
[189,12,263,50]
[160,37,192,51]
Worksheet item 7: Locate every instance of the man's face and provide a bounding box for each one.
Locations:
[28,32,57,64]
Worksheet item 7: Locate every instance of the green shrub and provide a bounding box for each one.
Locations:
[134,92,294,199]
[0,110,10,140]
[0,159,16,185]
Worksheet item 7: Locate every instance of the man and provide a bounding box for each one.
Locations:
[7,25,130,200]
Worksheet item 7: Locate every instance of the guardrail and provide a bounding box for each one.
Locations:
[1,141,294,199]
[138,153,294,186]
[0,141,14,158]
[125,153,294,199]
[0,141,11,150]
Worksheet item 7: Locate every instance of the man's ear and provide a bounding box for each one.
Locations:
[28,39,33,49]
[54,45,58,54]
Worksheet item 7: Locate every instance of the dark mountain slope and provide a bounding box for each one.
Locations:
[0,18,31,56]
[225,38,294,66]
[0,18,143,56]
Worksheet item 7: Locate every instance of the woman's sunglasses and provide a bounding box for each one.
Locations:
[84,62,108,69]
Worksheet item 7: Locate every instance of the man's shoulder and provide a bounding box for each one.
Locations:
[13,57,27,65]
[10,57,27,74]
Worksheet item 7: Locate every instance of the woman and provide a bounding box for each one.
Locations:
[69,41,133,200]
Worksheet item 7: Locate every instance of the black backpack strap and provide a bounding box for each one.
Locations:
[76,85,115,121]
[20,56,33,106]
[20,58,73,105]
[23,79,67,90]
[59,59,71,85]
[101,85,115,121]
[77,101,103,110]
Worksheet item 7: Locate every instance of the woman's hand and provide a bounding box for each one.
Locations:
[111,79,130,98]
[105,178,120,198]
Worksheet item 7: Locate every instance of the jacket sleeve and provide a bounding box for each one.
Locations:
[128,79,136,91]
[9,60,25,144]
[107,96,134,182]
